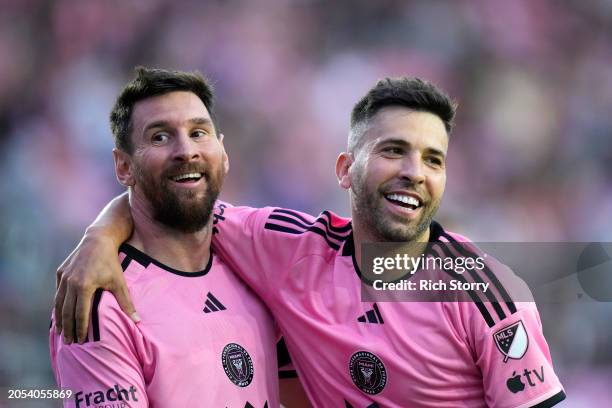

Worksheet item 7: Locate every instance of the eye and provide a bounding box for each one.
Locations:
[425,156,443,167]
[151,132,169,144]
[192,129,209,138]
[382,146,404,157]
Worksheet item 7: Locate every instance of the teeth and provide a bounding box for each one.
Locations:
[386,193,420,207]
[172,172,202,181]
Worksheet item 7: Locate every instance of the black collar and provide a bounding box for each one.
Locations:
[119,243,213,277]
[341,220,446,285]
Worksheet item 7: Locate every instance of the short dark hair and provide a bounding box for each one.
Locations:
[349,77,457,151]
[110,66,217,153]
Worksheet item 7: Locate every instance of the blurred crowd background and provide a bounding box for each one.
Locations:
[0,0,611,406]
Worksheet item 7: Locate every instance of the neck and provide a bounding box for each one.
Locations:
[351,214,430,278]
[127,192,212,273]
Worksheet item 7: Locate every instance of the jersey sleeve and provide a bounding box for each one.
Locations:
[49,292,149,408]
[211,202,327,301]
[466,260,566,408]
[440,234,565,407]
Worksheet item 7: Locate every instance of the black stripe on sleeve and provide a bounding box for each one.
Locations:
[321,211,353,233]
[434,244,496,328]
[90,256,131,343]
[528,390,566,408]
[271,209,352,239]
[271,208,313,225]
[268,214,348,242]
[441,268,496,328]
[463,262,507,321]
[442,233,518,315]
[315,216,351,240]
[264,223,341,250]
[434,237,507,320]
[91,289,104,342]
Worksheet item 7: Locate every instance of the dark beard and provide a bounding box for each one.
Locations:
[135,163,223,233]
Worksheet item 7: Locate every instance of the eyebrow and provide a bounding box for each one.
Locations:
[143,117,214,133]
[377,138,446,158]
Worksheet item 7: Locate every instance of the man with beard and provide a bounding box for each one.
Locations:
[49,68,287,407]
[55,77,565,407]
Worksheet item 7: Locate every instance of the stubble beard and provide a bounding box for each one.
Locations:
[351,174,439,243]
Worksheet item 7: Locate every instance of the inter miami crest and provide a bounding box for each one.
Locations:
[493,320,529,362]
[349,351,387,395]
[222,343,254,387]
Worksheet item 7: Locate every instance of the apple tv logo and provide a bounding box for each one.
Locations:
[506,366,545,393]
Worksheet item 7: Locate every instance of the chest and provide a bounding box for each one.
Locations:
[132,267,275,360]
[271,259,484,407]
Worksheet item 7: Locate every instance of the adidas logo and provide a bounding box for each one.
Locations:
[244,401,268,408]
[357,303,384,324]
[203,292,226,313]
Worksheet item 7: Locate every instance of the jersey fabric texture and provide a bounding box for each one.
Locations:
[50,243,279,408]
[211,203,566,408]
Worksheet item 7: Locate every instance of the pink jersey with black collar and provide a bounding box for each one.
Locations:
[211,203,565,408]
[50,243,279,408]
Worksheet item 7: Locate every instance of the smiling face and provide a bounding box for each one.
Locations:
[114,91,228,233]
[341,106,448,242]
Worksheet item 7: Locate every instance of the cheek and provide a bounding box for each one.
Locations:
[358,156,398,183]
[429,173,446,198]
[348,159,368,189]
[139,152,166,172]
[202,143,224,161]
[365,158,400,185]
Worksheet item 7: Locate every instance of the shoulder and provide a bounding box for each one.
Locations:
[49,290,137,365]
[85,289,138,345]
[82,249,146,345]
[432,221,534,328]
[215,202,353,253]
[263,208,352,252]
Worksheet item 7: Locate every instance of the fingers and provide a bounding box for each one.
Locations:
[74,286,95,344]
[54,276,68,335]
[56,266,63,290]
[56,244,78,289]
[112,277,140,323]
[61,284,77,344]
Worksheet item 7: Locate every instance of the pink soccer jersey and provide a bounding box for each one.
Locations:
[49,243,280,408]
[211,203,566,408]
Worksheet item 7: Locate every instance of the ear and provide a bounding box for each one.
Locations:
[219,133,229,175]
[113,148,135,187]
[335,151,353,190]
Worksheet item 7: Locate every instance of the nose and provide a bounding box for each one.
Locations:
[172,132,200,162]
[398,152,425,184]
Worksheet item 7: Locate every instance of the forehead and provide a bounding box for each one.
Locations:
[131,91,211,131]
[364,106,448,153]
